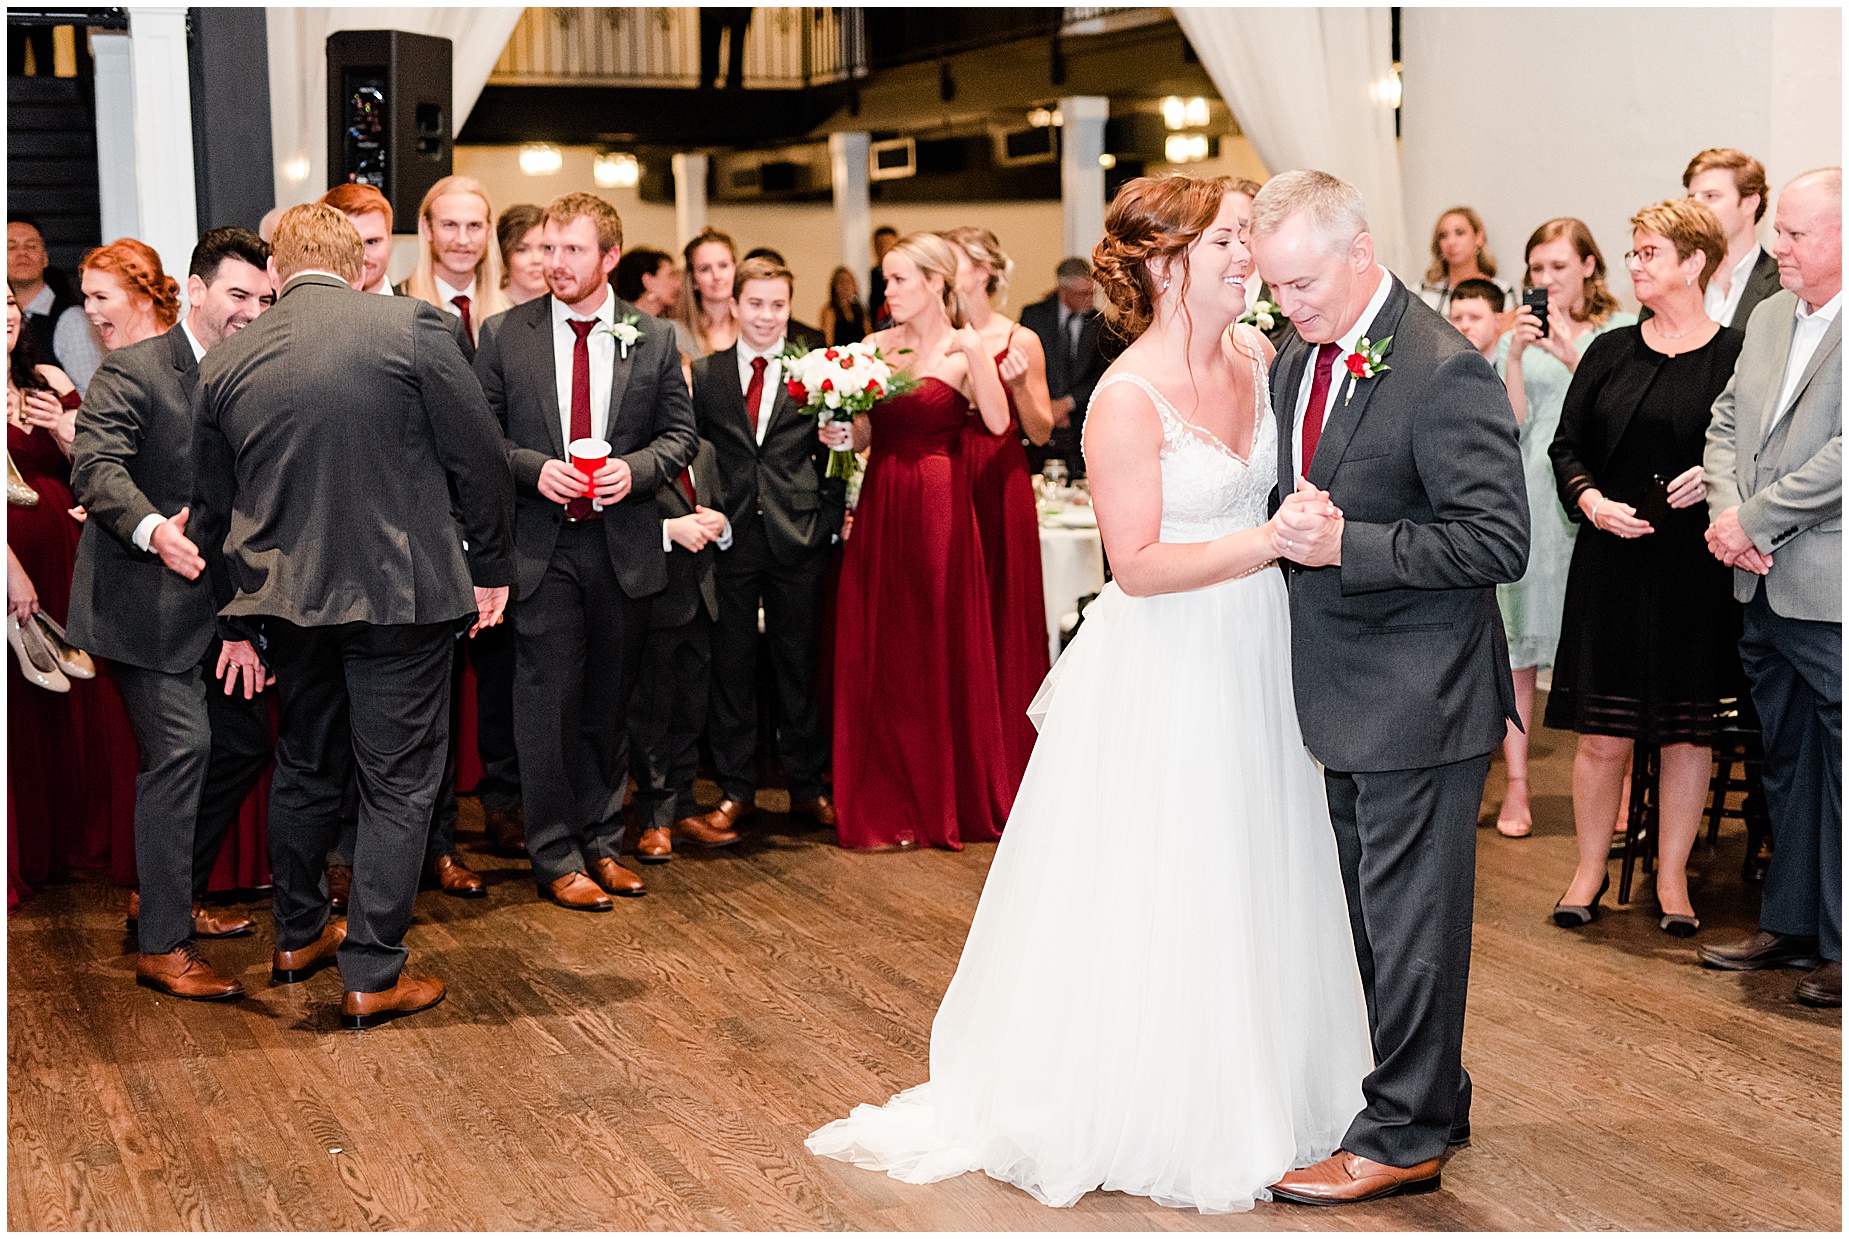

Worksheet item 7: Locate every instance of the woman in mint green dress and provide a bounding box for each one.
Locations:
[1493,218,1635,836]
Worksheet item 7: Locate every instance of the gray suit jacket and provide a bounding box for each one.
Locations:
[474,295,699,601]
[1271,275,1530,772]
[1703,288,1842,622]
[189,274,517,631]
[66,324,218,672]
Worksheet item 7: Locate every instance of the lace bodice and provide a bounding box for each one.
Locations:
[1084,328,1276,544]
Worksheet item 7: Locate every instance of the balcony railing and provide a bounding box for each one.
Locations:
[488,7,865,90]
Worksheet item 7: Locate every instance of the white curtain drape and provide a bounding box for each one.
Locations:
[267,7,523,211]
[1173,7,1407,277]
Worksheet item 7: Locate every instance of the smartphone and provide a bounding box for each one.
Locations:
[1522,288,1550,339]
[1634,473,1673,526]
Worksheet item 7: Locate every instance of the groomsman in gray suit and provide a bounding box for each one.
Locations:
[1699,168,1843,1008]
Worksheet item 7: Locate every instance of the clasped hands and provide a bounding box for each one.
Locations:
[666,506,728,552]
[538,457,632,507]
[1272,478,1344,567]
[1705,504,1772,576]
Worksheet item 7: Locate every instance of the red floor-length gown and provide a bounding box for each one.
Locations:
[832,378,1017,849]
[958,337,1052,787]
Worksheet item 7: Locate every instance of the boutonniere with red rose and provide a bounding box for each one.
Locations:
[1342,335,1391,405]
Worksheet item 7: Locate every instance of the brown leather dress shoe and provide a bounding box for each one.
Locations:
[428,853,486,898]
[696,798,753,840]
[1796,961,1842,1008]
[137,943,244,1001]
[791,794,838,828]
[272,921,347,984]
[484,807,527,857]
[679,809,741,847]
[190,901,256,938]
[327,863,353,913]
[341,974,445,1030]
[1270,1151,1442,1205]
[635,826,673,864]
[544,872,613,912]
[588,856,646,897]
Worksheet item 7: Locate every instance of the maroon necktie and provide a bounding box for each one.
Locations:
[451,293,473,343]
[743,354,768,436]
[1300,342,1342,474]
[566,318,596,520]
[679,469,697,507]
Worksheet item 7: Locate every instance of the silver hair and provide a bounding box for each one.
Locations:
[1250,170,1371,252]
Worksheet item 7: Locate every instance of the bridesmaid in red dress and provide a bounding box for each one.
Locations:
[946,227,1056,784]
[5,285,138,897]
[828,232,1016,850]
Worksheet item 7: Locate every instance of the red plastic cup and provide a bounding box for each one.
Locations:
[568,437,608,505]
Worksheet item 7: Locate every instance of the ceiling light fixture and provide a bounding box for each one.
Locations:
[1184,96,1209,127]
[594,151,639,188]
[519,143,563,176]
[1161,96,1186,130]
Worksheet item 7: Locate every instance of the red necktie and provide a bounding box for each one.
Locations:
[1301,342,1342,474]
[451,293,473,343]
[566,318,596,520]
[743,354,768,436]
[679,469,697,507]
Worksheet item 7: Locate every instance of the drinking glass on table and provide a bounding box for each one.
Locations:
[1042,458,1069,494]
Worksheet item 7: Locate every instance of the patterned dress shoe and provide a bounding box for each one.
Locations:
[136,943,244,1001]
[341,974,445,1030]
[484,807,527,857]
[1796,962,1842,1008]
[190,901,256,938]
[588,856,646,897]
[327,863,353,913]
[272,921,347,984]
[678,809,741,848]
[635,827,673,864]
[791,794,838,828]
[428,854,486,898]
[1270,1151,1442,1205]
[1699,929,1824,971]
[544,872,613,912]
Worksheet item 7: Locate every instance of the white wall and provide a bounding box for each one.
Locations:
[1401,8,1841,307]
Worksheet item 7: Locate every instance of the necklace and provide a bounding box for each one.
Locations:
[1649,317,1703,341]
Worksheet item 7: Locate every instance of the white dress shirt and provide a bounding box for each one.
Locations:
[1765,291,1842,444]
[370,279,394,296]
[1703,244,1762,328]
[1292,266,1394,479]
[132,322,211,551]
[435,273,476,319]
[550,289,617,450]
[737,334,785,446]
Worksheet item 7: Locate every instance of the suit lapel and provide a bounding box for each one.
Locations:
[758,359,799,444]
[1745,304,1801,453]
[713,345,756,446]
[602,299,641,438]
[1308,278,1409,489]
[528,298,566,458]
[1274,335,1310,496]
[169,324,199,400]
[1775,314,1840,425]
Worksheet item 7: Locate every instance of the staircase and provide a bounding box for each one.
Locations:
[7,72,101,272]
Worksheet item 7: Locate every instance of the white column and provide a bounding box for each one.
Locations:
[126,8,199,287]
[92,31,139,243]
[671,153,709,250]
[1059,95,1109,262]
[829,132,871,297]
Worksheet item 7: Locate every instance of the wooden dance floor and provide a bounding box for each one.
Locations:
[8,706,1841,1230]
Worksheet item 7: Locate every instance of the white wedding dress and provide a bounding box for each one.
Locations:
[805,330,1374,1214]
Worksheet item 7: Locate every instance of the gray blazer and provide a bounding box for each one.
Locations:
[189,274,517,630]
[1271,275,1530,772]
[1703,288,1842,622]
[66,324,218,673]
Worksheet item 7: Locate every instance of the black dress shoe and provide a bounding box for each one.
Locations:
[1795,962,1841,1008]
[1553,872,1610,928]
[1698,929,1824,972]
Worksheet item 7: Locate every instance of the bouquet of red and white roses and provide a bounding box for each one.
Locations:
[782,340,915,480]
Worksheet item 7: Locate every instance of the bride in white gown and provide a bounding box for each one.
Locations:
[806,175,1373,1214]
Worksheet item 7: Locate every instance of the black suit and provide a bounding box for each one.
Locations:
[191,273,516,993]
[693,344,844,806]
[474,294,699,884]
[65,324,272,955]
[1730,247,1784,330]
[628,439,722,832]
[1020,293,1107,475]
[1270,274,1529,1167]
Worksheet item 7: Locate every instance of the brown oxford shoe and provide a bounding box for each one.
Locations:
[427,853,486,898]
[544,871,613,912]
[1270,1151,1442,1205]
[136,943,244,1001]
[588,856,646,897]
[327,863,352,913]
[635,826,673,864]
[791,794,838,829]
[190,901,256,938]
[484,806,527,857]
[341,974,445,1030]
[679,809,741,848]
[272,921,347,984]
[1796,962,1842,1008]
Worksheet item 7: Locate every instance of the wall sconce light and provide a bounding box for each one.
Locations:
[282,156,311,183]
[1098,152,1116,169]
[594,151,640,188]
[519,143,564,176]
[1373,66,1403,110]
[1027,107,1054,128]
[1184,96,1209,127]
[1161,96,1186,130]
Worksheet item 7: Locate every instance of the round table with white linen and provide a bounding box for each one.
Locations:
[1038,523,1106,662]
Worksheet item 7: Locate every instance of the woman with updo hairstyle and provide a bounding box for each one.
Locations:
[807,178,1373,1212]
[825,229,1014,850]
[79,238,179,353]
[671,226,739,355]
[945,224,1054,786]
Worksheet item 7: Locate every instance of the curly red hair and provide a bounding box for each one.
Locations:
[79,238,181,330]
[1091,175,1226,340]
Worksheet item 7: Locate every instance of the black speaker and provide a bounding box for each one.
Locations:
[325,30,452,233]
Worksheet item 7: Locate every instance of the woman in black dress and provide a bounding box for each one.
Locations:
[820,266,867,346]
[1546,198,1746,936]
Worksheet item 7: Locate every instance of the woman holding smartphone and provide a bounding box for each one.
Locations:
[1544,199,1746,937]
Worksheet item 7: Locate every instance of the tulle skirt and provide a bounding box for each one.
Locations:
[806,568,1374,1213]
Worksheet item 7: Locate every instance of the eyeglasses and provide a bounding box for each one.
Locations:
[1623,246,1663,266]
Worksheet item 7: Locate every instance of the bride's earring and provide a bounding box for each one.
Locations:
[1162,277,1171,291]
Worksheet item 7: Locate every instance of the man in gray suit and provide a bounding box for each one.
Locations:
[1254,171,1529,1204]
[182,204,516,1029]
[1699,167,1842,1008]
[67,227,277,1001]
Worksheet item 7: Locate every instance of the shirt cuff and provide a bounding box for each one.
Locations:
[717,519,733,552]
[132,513,165,552]
[662,519,674,553]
